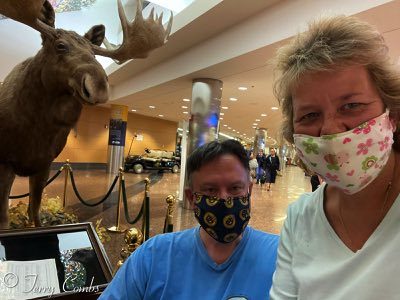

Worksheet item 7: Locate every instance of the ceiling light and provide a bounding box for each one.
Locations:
[252,126,256,129]
[271,106,279,110]
[243,133,246,135]
[255,119,260,122]
[253,123,258,126]
[233,129,236,132]
[222,106,228,110]
[183,98,191,102]
[149,105,155,109]
[181,105,188,109]
[223,124,227,127]
[261,113,267,117]
[131,109,136,112]
[229,97,238,101]
[220,112,225,116]
[228,127,232,129]
[238,86,248,91]
[158,114,164,117]
[183,111,189,114]
[219,117,223,120]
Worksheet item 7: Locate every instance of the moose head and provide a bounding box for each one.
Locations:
[0,0,172,228]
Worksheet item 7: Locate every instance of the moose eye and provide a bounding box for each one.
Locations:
[55,41,69,53]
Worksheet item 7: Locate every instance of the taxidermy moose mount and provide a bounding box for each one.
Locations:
[0,0,172,229]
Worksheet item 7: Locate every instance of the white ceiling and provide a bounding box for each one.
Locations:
[1,0,400,146]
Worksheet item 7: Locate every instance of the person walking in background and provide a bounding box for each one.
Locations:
[249,152,258,182]
[255,149,266,185]
[265,148,280,191]
[270,15,400,299]
[310,174,323,192]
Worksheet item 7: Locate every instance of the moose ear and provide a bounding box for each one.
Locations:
[84,25,105,46]
[39,0,55,28]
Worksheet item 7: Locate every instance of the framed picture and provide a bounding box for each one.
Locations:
[0,222,112,299]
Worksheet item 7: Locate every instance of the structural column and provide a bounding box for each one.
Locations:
[253,127,267,155]
[182,78,223,208]
[107,104,128,174]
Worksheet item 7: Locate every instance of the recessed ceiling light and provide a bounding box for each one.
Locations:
[181,105,188,109]
[149,105,155,109]
[228,127,232,129]
[255,119,260,122]
[252,126,256,129]
[238,86,248,91]
[229,97,238,101]
[183,111,189,114]
[261,113,267,117]
[271,106,279,110]
[243,133,246,135]
[220,112,225,116]
[183,98,191,102]
[131,109,136,112]
[233,129,236,132]
[219,117,223,120]
[222,106,228,110]
[158,114,164,117]
[253,123,258,126]
[223,124,227,127]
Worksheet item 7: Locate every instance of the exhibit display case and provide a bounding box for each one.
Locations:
[0,223,112,299]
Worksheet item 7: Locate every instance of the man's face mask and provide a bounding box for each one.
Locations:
[193,192,251,243]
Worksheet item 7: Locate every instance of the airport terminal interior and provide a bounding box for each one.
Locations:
[1,0,400,298]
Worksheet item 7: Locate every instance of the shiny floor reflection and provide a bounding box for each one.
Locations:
[10,165,311,268]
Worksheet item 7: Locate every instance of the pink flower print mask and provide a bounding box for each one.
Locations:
[294,110,394,194]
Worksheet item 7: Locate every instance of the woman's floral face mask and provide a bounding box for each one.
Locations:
[293,110,393,194]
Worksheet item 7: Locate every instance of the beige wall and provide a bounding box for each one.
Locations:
[55,106,178,163]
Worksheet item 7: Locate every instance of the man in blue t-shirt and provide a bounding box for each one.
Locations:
[100,139,279,300]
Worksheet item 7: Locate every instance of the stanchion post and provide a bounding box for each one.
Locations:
[108,167,126,233]
[62,159,70,209]
[142,178,151,241]
[164,195,176,233]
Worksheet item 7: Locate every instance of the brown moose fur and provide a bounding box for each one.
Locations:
[0,8,108,228]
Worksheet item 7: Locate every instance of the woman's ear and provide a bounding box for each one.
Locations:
[389,110,399,132]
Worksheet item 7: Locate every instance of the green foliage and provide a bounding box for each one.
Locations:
[9,194,110,244]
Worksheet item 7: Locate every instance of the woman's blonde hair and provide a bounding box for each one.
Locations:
[273,15,400,149]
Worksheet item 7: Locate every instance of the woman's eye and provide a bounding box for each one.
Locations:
[341,102,363,111]
[298,112,319,123]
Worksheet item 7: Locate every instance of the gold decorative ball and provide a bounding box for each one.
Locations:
[166,195,176,205]
[124,228,143,245]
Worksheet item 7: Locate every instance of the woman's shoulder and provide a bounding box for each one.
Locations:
[286,184,325,221]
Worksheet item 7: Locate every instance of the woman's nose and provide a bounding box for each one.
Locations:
[319,115,347,136]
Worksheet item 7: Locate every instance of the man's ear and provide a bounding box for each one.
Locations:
[248,181,253,195]
[185,188,195,209]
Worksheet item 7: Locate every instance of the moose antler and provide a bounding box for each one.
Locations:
[91,0,173,64]
[0,0,172,64]
[0,0,56,36]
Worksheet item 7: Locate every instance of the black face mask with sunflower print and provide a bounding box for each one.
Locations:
[193,192,251,244]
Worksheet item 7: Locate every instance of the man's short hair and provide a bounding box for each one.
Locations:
[186,139,250,187]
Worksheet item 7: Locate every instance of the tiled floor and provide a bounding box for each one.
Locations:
[9,164,312,271]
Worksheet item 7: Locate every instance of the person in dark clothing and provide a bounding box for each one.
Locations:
[265,148,280,191]
[310,174,323,192]
[255,149,266,185]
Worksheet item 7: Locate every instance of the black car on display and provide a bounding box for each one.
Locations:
[124,148,180,174]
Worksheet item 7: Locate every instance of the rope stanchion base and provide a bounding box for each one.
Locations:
[107,225,127,233]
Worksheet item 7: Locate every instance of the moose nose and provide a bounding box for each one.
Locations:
[82,74,109,104]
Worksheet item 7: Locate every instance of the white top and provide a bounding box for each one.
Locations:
[270,183,400,300]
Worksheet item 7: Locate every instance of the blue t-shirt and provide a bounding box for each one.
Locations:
[100,226,279,300]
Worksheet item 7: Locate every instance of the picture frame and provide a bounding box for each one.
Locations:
[0,222,113,299]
